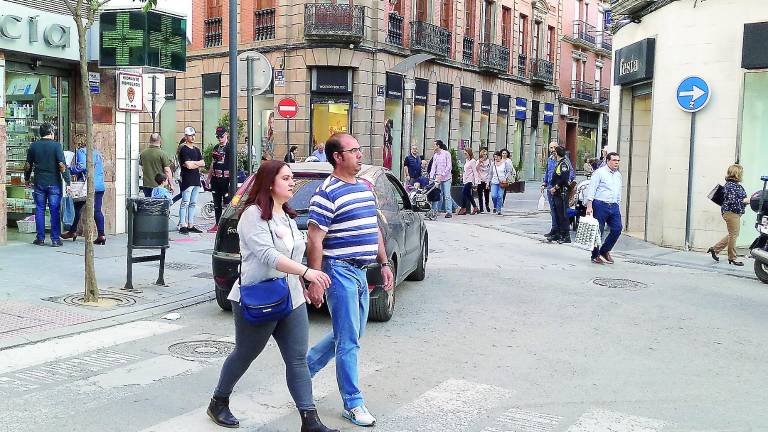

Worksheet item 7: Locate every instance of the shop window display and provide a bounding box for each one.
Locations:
[311,99,350,150]
[412,104,427,156]
[458,87,474,164]
[512,119,525,166]
[495,95,510,153]
[435,83,452,152]
[576,126,597,171]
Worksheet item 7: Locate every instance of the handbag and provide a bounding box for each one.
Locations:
[493,163,509,189]
[238,218,295,325]
[70,180,87,202]
[575,215,602,249]
[708,184,725,206]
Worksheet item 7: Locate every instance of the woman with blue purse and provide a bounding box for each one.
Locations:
[208,160,336,432]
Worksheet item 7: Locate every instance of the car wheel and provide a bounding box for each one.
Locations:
[755,261,768,284]
[215,285,232,311]
[369,261,396,322]
[407,237,427,281]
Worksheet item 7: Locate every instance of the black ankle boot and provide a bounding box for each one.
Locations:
[300,409,339,432]
[207,396,239,428]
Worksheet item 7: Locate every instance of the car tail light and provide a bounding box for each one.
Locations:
[214,276,231,285]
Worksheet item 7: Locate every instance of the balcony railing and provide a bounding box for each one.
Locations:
[517,54,527,79]
[478,43,509,74]
[597,87,610,105]
[204,17,223,47]
[304,4,365,43]
[410,21,451,57]
[571,80,596,102]
[573,20,596,45]
[599,31,612,51]
[254,8,276,41]
[462,36,474,64]
[388,12,404,46]
[530,58,554,84]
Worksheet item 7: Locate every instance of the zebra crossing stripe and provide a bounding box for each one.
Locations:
[379,379,515,432]
[0,321,182,375]
[481,408,562,432]
[566,409,666,432]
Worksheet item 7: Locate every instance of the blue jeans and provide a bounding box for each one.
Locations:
[438,180,453,213]
[179,186,200,226]
[307,259,369,410]
[490,183,504,212]
[33,184,62,241]
[592,200,623,259]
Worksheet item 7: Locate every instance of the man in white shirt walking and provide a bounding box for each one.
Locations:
[585,152,623,264]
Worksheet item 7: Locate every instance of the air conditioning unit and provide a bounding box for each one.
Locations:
[610,0,656,16]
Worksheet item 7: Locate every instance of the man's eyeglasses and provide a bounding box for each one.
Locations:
[338,147,362,155]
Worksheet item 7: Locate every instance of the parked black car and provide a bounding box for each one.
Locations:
[212,163,429,321]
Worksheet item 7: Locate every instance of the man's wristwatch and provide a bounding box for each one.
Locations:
[380,262,392,268]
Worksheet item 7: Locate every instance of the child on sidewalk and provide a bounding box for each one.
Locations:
[151,173,174,202]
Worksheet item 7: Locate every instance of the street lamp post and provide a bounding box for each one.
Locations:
[228,0,238,197]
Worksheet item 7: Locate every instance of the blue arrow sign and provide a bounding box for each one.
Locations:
[676,76,710,112]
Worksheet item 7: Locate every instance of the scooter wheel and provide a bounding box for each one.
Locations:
[755,260,768,284]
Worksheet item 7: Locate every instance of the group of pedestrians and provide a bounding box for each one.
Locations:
[207,133,391,431]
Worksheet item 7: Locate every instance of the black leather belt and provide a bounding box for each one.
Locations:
[334,258,372,269]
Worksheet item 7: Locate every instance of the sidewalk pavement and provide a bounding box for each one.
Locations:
[0,201,220,350]
[474,180,758,281]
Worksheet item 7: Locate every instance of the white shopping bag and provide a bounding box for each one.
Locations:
[537,193,548,211]
[575,215,602,249]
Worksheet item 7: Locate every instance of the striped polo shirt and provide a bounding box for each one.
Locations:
[308,176,379,265]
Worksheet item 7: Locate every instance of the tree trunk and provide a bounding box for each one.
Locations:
[74,15,99,302]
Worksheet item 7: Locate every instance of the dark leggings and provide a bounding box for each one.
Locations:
[477,182,491,211]
[211,177,231,223]
[67,191,105,237]
[461,182,477,210]
[214,302,315,410]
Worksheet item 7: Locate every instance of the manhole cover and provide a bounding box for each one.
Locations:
[168,341,235,360]
[145,262,200,271]
[627,260,663,267]
[55,291,138,308]
[192,272,214,279]
[592,278,647,291]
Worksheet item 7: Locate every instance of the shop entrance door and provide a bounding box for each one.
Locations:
[737,71,768,246]
[625,92,652,239]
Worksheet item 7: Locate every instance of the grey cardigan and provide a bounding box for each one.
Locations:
[228,205,306,309]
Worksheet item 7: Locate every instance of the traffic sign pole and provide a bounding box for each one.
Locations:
[685,112,697,251]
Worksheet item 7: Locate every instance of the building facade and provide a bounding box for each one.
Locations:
[608,0,768,250]
[557,0,611,171]
[149,0,562,182]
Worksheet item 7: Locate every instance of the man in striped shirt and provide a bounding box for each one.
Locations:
[306,133,394,427]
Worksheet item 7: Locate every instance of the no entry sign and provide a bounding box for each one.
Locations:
[277,98,299,119]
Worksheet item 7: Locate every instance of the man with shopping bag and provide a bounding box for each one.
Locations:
[585,152,623,264]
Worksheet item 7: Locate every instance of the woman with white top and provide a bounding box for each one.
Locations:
[499,148,516,206]
[457,148,479,215]
[208,160,337,432]
[490,151,512,215]
[475,149,492,213]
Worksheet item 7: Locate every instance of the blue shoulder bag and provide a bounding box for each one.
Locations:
[238,218,294,325]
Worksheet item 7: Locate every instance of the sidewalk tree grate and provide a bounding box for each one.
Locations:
[45,291,139,308]
[592,278,647,291]
[168,341,235,360]
[627,260,664,267]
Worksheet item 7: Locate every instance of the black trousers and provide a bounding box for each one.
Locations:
[477,182,491,211]
[211,176,231,223]
[552,191,570,239]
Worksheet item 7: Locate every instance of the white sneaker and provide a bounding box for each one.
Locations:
[343,405,376,427]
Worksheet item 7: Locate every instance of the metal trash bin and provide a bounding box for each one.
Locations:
[128,198,170,247]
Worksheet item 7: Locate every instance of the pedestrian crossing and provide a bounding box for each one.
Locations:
[0,320,722,432]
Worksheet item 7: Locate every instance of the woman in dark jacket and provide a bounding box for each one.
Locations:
[284,145,298,163]
[707,164,750,265]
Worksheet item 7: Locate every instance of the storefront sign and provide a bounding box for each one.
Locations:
[743,22,768,69]
[498,94,510,115]
[414,78,428,105]
[515,97,527,120]
[117,72,143,112]
[311,68,352,94]
[202,73,221,97]
[89,72,101,94]
[385,73,403,99]
[460,87,474,110]
[99,10,187,72]
[0,1,78,61]
[481,91,492,113]
[436,83,452,106]
[614,38,655,86]
[543,102,554,124]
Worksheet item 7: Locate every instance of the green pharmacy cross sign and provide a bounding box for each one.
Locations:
[99,10,186,72]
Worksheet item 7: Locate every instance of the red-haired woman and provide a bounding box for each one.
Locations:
[208,160,337,432]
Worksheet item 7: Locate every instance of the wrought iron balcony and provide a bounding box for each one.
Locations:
[597,87,610,105]
[573,20,596,45]
[571,80,596,102]
[410,21,451,58]
[478,43,509,74]
[517,54,527,79]
[530,58,554,85]
[254,8,276,41]
[304,4,365,43]
[204,17,223,48]
[462,36,474,64]
[599,31,612,51]
[387,12,404,46]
